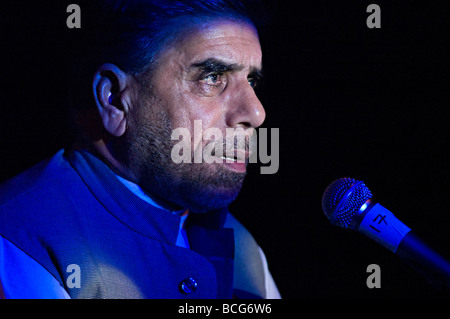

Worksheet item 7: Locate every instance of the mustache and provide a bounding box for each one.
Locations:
[206,138,252,160]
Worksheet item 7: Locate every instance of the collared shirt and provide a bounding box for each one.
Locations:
[114,174,281,299]
[0,149,281,299]
[114,174,190,249]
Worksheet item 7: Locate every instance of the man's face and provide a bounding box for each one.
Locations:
[125,20,265,213]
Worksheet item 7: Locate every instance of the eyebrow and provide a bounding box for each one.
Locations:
[191,58,263,79]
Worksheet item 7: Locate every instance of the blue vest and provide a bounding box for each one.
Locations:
[0,149,265,298]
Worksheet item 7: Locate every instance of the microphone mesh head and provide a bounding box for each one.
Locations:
[322,177,372,229]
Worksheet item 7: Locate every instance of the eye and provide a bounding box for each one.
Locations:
[200,73,223,86]
[248,78,257,89]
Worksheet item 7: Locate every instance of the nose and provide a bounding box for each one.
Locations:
[226,82,266,129]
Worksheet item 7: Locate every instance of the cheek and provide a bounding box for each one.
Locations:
[191,103,226,151]
[167,93,224,132]
[153,76,226,148]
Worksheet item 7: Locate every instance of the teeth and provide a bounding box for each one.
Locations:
[220,156,236,161]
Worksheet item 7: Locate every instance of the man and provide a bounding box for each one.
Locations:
[0,0,280,299]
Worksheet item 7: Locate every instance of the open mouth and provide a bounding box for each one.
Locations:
[219,149,248,163]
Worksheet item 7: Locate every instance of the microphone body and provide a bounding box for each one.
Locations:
[352,200,410,253]
[322,178,450,291]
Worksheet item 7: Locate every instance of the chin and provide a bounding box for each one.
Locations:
[178,183,243,214]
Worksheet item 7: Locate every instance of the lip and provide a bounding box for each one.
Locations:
[220,149,248,163]
[221,158,247,173]
[212,149,249,173]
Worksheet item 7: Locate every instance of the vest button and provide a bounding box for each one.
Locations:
[179,277,198,294]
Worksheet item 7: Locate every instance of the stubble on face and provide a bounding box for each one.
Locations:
[117,19,263,213]
[123,81,246,213]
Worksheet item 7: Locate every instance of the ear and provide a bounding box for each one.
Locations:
[92,63,132,137]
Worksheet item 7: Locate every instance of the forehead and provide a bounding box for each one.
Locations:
[160,20,262,69]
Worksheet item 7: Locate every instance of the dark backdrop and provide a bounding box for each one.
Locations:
[2,1,450,298]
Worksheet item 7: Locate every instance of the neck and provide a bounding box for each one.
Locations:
[70,137,134,179]
[71,138,186,213]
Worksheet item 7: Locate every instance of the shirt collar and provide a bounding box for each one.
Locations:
[114,173,187,216]
[67,149,181,245]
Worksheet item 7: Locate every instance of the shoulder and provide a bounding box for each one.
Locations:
[224,212,282,299]
[0,150,77,206]
[0,149,82,230]
[0,235,70,299]
[224,212,258,245]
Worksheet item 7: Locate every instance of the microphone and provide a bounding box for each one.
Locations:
[322,177,450,291]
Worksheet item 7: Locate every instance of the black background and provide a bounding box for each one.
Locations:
[2,1,450,298]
